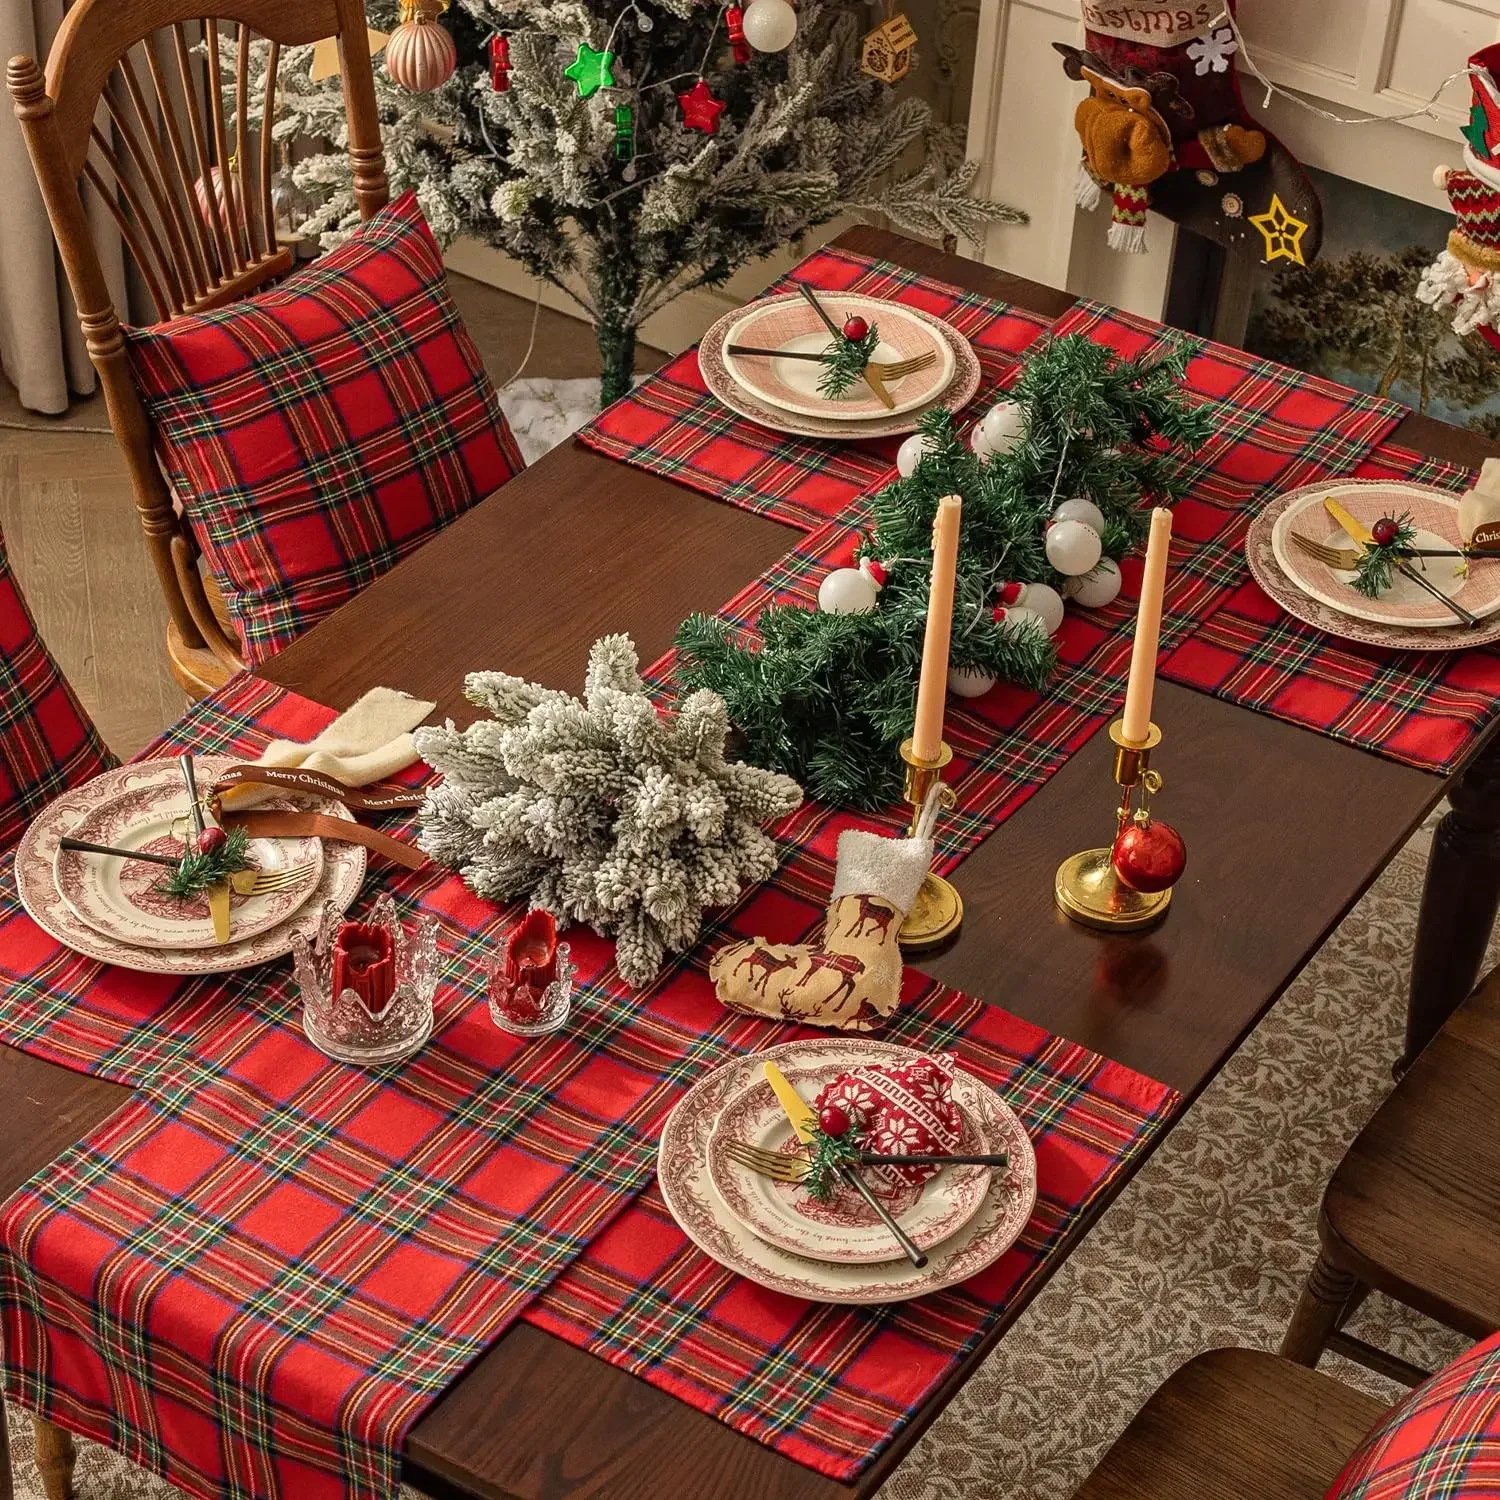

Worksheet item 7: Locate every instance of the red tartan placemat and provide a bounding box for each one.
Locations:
[574,245,1057,530]
[524,1000,1175,1482]
[1161,440,1496,773]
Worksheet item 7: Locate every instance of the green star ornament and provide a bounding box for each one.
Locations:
[564,42,615,99]
[1464,98,1492,157]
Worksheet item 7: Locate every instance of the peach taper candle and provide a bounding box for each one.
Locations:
[1120,506,1173,746]
[911,494,963,762]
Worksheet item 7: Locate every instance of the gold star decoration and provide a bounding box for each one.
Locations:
[1249,193,1309,266]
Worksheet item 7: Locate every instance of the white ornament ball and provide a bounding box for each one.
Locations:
[998,605,1048,639]
[970,424,994,459]
[1052,497,1105,534]
[1045,518,1103,577]
[1065,557,1123,609]
[896,431,937,479]
[980,400,1026,456]
[818,566,879,615]
[947,666,997,698]
[1020,582,1065,635]
[741,0,798,51]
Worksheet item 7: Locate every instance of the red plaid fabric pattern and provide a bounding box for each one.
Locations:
[1162,440,1493,774]
[125,191,524,666]
[0,535,114,854]
[1326,1331,1500,1497]
[576,245,1058,530]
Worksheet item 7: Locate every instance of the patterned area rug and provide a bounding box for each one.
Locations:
[4,807,1481,1499]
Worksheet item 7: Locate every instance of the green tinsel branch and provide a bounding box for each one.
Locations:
[159,827,252,900]
[817,322,881,400]
[800,1123,864,1203]
[1352,512,1417,598]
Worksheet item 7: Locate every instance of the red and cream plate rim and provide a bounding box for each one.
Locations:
[705,1059,993,1264]
[699,297,981,441]
[658,1037,1037,1304]
[16,757,367,975]
[54,782,323,951]
[721,293,955,420]
[1247,482,1500,652]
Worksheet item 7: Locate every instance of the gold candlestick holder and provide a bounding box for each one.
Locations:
[898,738,963,950]
[1054,721,1176,931]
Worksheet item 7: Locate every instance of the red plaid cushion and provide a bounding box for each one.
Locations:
[0,534,115,852]
[124,190,524,666]
[1327,1332,1500,1497]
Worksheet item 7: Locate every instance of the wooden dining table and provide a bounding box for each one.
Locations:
[7,225,1500,1500]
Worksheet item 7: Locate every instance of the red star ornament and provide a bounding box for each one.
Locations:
[677,78,726,134]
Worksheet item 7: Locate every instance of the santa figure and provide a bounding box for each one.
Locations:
[1417,43,1500,349]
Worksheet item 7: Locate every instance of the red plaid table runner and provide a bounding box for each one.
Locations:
[575,245,1057,530]
[1161,439,1496,774]
[0,674,1178,1500]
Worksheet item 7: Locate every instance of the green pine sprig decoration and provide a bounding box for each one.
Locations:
[801,1123,865,1203]
[817,323,882,400]
[1352,512,1417,599]
[675,331,1214,812]
[159,827,252,900]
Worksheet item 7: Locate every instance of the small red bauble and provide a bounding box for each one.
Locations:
[197,825,228,856]
[1371,516,1398,546]
[842,314,870,341]
[819,1103,853,1137]
[1112,818,1187,894]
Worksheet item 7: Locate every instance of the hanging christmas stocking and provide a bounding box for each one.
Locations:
[1417,44,1500,352]
[1055,1,1322,264]
[710,798,939,1031]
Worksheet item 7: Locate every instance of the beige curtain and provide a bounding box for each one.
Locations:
[0,0,130,414]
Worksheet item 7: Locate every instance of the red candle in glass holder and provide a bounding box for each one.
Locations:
[491,910,559,1023]
[332,921,396,1014]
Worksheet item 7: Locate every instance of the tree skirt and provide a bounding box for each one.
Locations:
[3,807,1474,1500]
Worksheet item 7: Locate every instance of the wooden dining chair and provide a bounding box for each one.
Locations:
[1070,1347,1388,1500]
[7,0,388,697]
[1279,964,1500,1384]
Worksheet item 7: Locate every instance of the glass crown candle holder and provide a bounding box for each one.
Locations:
[291,893,438,1064]
[488,909,577,1036]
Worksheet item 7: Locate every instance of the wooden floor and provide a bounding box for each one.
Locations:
[0,275,660,758]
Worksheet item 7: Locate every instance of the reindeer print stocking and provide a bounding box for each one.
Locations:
[711,815,938,1031]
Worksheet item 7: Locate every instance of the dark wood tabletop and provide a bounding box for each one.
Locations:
[6,226,1499,1500]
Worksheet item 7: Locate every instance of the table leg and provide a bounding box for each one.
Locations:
[1404,738,1500,1076]
[31,1416,73,1500]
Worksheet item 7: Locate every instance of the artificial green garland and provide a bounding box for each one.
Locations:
[817,322,882,400]
[160,826,252,900]
[1352,512,1417,598]
[675,331,1215,811]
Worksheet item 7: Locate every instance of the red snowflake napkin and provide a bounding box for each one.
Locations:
[814,1053,962,1186]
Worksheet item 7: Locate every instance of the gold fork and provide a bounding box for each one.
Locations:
[1290,534,1469,570]
[723,1140,813,1182]
[724,345,937,380]
[723,1139,1009,1179]
[229,862,318,896]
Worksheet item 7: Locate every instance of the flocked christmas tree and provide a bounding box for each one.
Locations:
[675,332,1215,810]
[247,0,1024,401]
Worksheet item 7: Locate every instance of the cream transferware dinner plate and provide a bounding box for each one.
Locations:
[55,780,322,950]
[699,299,981,441]
[658,1037,1036,1304]
[705,1057,993,1264]
[721,293,955,421]
[1269,481,1500,630]
[16,757,366,975]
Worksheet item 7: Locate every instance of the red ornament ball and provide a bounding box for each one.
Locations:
[1112,818,1186,894]
[197,825,228,856]
[1371,516,1399,546]
[818,1103,853,1138]
[842,315,870,342]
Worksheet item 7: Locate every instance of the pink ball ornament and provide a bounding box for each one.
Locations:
[385,8,458,91]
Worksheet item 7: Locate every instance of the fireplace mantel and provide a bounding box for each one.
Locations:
[968,0,1500,319]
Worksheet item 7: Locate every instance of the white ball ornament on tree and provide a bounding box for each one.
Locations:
[1019,582,1065,635]
[947,666,996,698]
[896,431,937,479]
[1045,518,1103,577]
[1065,557,1123,609]
[817,557,887,616]
[1052,497,1105,534]
[979,400,1026,457]
[741,0,798,52]
[996,605,1048,640]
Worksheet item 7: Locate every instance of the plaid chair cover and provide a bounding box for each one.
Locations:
[0,532,115,851]
[1327,1331,1500,1497]
[125,190,525,666]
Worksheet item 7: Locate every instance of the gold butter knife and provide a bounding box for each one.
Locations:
[1323,497,1481,630]
[181,754,231,944]
[761,1059,928,1269]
